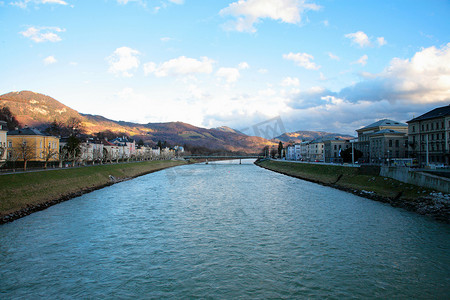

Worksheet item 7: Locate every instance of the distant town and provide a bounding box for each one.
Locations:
[0,104,449,171]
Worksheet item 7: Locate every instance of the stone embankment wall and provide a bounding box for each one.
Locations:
[380,167,450,193]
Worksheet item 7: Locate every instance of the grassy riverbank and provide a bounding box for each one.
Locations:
[256,160,450,223]
[0,160,188,223]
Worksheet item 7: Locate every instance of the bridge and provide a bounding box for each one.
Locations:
[183,155,264,164]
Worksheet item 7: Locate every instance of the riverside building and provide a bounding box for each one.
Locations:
[407,105,450,166]
[355,119,408,164]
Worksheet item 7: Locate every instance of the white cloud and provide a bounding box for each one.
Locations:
[281,77,300,87]
[283,52,320,70]
[328,52,340,61]
[107,47,140,77]
[280,43,450,134]
[143,62,156,75]
[258,68,268,74]
[352,54,368,66]
[117,0,143,5]
[11,0,67,8]
[43,56,57,65]
[377,36,387,46]
[220,0,321,32]
[340,43,450,103]
[187,84,208,99]
[238,62,250,69]
[344,31,371,47]
[20,26,65,43]
[345,31,387,48]
[216,67,240,83]
[144,56,214,77]
[160,37,172,42]
[168,0,184,4]
[42,0,67,4]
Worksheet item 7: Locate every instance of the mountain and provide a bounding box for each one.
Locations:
[214,126,246,135]
[276,130,354,143]
[0,91,276,153]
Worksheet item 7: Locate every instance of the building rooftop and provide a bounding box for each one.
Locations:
[8,127,48,136]
[407,105,450,123]
[358,119,407,131]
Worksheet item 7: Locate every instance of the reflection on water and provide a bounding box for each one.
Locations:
[1,160,449,298]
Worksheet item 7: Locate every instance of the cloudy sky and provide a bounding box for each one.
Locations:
[1,0,449,136]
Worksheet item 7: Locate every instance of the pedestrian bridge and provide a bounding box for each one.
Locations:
[183,155,263,164]
[184,155,262,159]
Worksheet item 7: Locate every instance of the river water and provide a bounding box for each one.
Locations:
[1,160,449,299]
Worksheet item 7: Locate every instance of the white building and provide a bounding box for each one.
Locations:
[286,144,302,160]
[0,121,7,163]
[102,140,120,162]
[308,139,324,162]
[80,139,104,163]
[300,141,309,160]
[110,137,136,159]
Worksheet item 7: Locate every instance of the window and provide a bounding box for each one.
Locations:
[389,140,392,147]
[426,124,429,131]
[334,145,337,150]
[395,140,399,147]
[8,141,12,148]
[431,123,434,130]
[412,125,415,132]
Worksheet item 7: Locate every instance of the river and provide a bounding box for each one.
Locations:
[1,160,449,298]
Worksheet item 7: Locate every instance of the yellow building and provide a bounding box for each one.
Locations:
[7,127,59,165]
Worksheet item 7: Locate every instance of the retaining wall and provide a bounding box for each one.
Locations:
[380,166,450,193]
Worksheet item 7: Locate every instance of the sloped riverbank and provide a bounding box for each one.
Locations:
[0,160,188,224]
[255,160,450,223]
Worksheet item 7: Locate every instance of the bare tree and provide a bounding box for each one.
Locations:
[59,147,68,168]
[103,148,114,164]
[16,140,35,171]
[93,148,103,165]
[6,147,20,171]
[64,135,81,167]
[67,117,83,136]
[42,145,58,169]
[0,144,6,168]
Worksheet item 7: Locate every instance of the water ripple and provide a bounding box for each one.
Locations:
[1,161,449,299]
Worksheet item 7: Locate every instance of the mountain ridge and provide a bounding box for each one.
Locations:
[0,91,277,153]
[275,130,354,143]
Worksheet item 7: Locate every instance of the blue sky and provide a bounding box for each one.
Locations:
[1,0,449,136]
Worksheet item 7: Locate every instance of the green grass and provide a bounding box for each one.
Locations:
[0,160,187,216]
[257,160,433,200]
